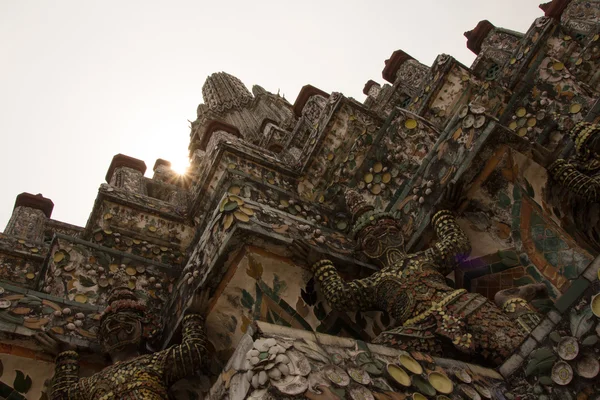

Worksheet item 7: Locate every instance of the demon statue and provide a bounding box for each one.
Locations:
[292,183,546,365]
[534,121,600,252]
[35,287,210,399]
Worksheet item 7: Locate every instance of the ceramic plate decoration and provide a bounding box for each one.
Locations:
[348,385,375,400]
[0,299,11,309]
[591,294,600,318]
[576,354,600,378]
[324,365,350,387]
[399,354,423,375]
[347,367,371,385]
[557,337,579,360]
[552,361,574,385]
[412,393,427,400]
[454,368,472,383]
[412,375,436,397]
[474,383,492,399]
[428,372,453,394]
[387,364,411,387]
[459,384,481,400]
[371,377,393,392]
[272,375,309,396]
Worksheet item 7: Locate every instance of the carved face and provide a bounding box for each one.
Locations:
[357,218,406,267]
[99,311,143,354]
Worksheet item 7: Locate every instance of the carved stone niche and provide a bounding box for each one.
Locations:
[382,50,430,97]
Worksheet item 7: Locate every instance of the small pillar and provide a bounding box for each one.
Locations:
[382,50,430,95]
[4,193,54,242]
[363,80,381,99]
[105,154,147,194]
[152,158,175,183]
[292,85,329,118]
[464,20,495,55]
[539,0,572,20]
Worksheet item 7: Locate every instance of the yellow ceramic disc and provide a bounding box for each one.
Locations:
[591,294,600,318]
[373,162,383,173]
[412,394,427,400]
[399,354,423,375]
[371,184,382,195]
[387,364,411,387]
[553,62,565,71]
[515,107,527,118]
[74,294,88,304]
[570,104,582,114]
[405,119,418,130]
[428,372,454,394]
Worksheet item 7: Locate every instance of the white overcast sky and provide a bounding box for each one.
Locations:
[0,1,543,230]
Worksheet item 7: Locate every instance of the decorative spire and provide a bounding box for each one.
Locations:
[202,72,253,113]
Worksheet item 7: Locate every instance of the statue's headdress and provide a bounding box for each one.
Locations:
[345,189,399,238]
[100,287,146,324]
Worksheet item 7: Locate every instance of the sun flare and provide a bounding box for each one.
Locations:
[170,159,190,175]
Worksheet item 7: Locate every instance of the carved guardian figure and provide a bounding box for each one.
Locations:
[35,288,210,399]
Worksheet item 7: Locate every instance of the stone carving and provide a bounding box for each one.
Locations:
[292,185,546,365]
[35,288,209,399]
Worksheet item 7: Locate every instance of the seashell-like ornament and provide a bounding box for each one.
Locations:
[323,364,350,387]
[552,361,574,385]
[272,375,309,396]
[557,336,579,360]
[347,367,371,385]
[459,384,481,400]
[348,385,375,400]
[576,354,600,378]
[462,114,475,129]
[287,349,311,376]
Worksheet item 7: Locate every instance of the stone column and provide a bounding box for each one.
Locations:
[4,193,54,242]
[382,50,430,97]
[105,154,147,194]
[152,158,175,183]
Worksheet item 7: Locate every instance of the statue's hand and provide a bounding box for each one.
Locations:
[290,239,324,269]
[435,182,464,213]
[186,290,211,316]
[34,331,77,356]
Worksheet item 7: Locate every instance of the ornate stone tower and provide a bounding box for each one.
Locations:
[1,0,600,398]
